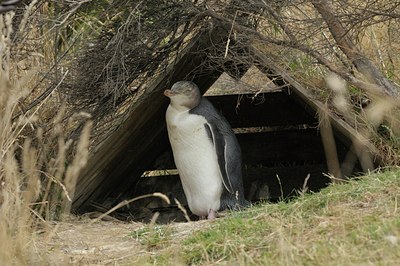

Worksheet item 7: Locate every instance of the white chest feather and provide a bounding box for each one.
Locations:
[165,105,223,216]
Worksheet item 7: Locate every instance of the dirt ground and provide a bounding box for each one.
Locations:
[37,215,210,265]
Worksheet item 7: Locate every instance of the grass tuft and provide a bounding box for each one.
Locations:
[180,169,400,265]
[129,225,175,250]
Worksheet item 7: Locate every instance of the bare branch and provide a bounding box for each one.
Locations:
[312,0,399,97]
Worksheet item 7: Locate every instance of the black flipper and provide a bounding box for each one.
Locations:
[204,123,234,193]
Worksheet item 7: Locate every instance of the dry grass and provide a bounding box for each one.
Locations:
[0,6,92,265]
[0,11,38,265]
[0,70,91,264]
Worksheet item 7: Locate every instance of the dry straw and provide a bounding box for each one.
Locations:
[0,5,92,264]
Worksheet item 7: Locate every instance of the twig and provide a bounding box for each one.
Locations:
[89,192,170,224]
[175,198,191,222]
[224,10,238,58]
[29,207,47,224]
[323,172,349,183]
[54,0,91,27]
[1,70,69,161]
[149,212,160,229]
[302,174,311,194]
[276,174,284,201]
[40,170,72,202]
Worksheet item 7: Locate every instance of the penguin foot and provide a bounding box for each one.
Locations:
[207,209,216,220]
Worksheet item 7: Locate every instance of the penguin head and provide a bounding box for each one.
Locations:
[164,81,201,110]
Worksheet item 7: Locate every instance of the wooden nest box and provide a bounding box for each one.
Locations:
[71,27,378,221]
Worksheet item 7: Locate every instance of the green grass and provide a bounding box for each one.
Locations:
[129,225,175,250]
[131,169,400,265]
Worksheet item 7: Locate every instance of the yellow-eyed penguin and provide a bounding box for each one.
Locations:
[164,81,249,220]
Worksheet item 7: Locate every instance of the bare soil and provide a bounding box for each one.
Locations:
[38,215,210,265]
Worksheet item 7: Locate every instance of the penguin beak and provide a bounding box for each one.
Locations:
[164,89,174,97]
